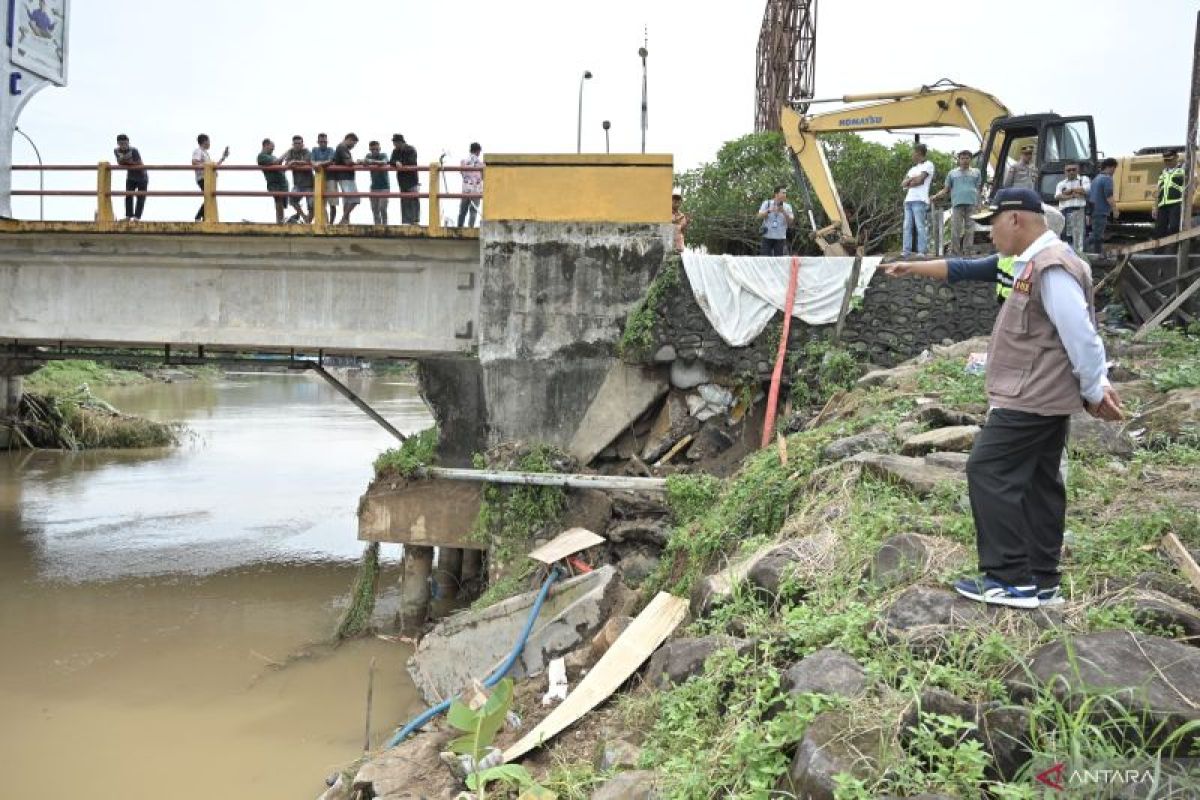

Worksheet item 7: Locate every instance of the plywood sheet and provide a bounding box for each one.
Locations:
[503,592,688,762]
[527,528,606,565]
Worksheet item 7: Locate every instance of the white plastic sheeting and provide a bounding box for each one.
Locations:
[680,254,883,346]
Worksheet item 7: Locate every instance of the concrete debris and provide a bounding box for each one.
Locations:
[568,362,669,465]
[641,392,699,462]
[685,420,735,461]
[541,657,569,705]
[899,425,980,456]
[408,565,620,705]
[669,358,709,390]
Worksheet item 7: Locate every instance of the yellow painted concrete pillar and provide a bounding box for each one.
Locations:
[96,162,115,229]
[428,162,441,234]
[313,166,328,232]
[201,161,219,229]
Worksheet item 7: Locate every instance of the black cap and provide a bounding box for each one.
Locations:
[971,188,1043,223]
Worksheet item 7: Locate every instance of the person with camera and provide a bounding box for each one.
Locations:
[757,186,793,256]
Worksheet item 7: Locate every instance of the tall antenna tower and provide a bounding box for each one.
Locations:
[754,0,817,132]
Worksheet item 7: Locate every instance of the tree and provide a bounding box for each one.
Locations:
[676,131,954,256]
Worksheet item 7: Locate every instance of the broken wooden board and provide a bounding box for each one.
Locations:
[1161,532,1200,596]
[528,528,606,565]
[503,592,688,762]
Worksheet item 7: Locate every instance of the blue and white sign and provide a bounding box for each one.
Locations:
[8,0,68,86]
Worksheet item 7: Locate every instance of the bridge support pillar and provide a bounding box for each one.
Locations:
[398,544,434,632]
[433,547,463,603]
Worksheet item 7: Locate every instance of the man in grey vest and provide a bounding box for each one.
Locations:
[953,188,1121,608]
[1002,145,1039,191]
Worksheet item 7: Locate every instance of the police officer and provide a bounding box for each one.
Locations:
[1152,150,1185,241]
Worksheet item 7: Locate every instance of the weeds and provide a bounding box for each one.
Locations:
[372,426,438,479]
[618,257,682,359]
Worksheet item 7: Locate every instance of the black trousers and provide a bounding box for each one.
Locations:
[125,177,148,219]
[966,408,1070,588]
[760,237,787,256]
[400,192,419,225]
[1155,203,1182,240]
[195,178,206,221]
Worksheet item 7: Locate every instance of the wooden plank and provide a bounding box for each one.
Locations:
[1161,532,1200,596]
[1125,264,1195,326]
[503,592,688,762]
[1122,281,1158,324]
[1107,226,1200,257]
[528,528,606,565]
[832,254,864,343]
[1134,273,1200,341]
[653,433,694,467]
[1092,253,1130,293]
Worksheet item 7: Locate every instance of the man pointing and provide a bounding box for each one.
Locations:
[885,188,1121,608]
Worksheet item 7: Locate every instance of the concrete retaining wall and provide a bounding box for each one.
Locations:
[478,221,672,446]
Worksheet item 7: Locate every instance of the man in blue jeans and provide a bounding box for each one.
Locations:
[900,143,936,257]
[1086,158,1118,252]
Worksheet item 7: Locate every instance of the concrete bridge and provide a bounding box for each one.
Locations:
[1,154,676,464]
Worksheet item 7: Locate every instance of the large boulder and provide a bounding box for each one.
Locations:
[747,532,839,601]
[591,770,658,800]
[606,517,670,549]
[856,453,965,497]
[781,648,870,700]
[1137,388,1200,444]
[923,451,970,473]
[897,688,1032,782]
[822,430,894,462]
[1100,588,1200,643]
[352,730,457,799]
[867,533,932,589]
[900,425,980,456]
[1006,632,1200,751]
[879,586,1061,651]
[1068,412,1136,457]
[644,636,751,688]
[777,711,895,800]
[915,403,983,428]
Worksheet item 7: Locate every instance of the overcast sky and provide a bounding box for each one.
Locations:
[10,0,1199,224]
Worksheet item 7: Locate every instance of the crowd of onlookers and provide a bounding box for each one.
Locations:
[111,133,484,227]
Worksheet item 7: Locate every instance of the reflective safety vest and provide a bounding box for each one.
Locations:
[996,255,1015,300]
[1158,166,1185,207]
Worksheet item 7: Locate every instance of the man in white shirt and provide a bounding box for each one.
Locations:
[757,186,794,256]
[900,143,935,257]
[191,133,228,222]
[457,142,484,227]
[1054,162,1090,252]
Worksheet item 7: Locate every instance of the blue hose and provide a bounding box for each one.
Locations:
[385,566,564,748]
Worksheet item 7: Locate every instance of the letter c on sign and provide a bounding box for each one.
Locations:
[9,72,21,95]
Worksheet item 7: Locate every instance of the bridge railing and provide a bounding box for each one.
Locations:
[10,161,483,235]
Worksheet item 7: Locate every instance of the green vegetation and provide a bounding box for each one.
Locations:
[13,389,178,449]
[333,542,381,640]
[618,256,681,359]
[447,678,553,799]
[674,131,953,255]
[471,445,569,607]
[373,426,438,479]
[596,332,1200,798]
[788,338,863,409]
[24,359,151,394]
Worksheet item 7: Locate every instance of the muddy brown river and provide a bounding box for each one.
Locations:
[0,372,432,799]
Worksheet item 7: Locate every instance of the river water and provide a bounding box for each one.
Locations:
[0,372,433,799]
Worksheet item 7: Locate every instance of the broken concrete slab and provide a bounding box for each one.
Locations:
[568,362,669,465]
[358,478,485,549]
[408,565,621,705]
[900,425,980,456]
[641,391,699,462]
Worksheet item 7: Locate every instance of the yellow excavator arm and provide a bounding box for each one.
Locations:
[780,84,1011,255]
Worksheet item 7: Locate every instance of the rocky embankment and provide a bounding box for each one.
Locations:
[336,328,1200,800]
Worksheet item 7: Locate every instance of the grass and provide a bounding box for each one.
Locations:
[24,359,152,394]
[606,328,1200,798]
[373,426,438,479]
[13,390,178,449]
[618,256,681,359]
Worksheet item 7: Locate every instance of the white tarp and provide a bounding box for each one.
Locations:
[680,253,883,347]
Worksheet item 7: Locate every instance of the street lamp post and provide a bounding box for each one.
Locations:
[639,41,648,154]
[14,126,43,221]
[577,70,593,154]
[602,121,611,154]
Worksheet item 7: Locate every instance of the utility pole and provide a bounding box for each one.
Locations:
[1177,10,1199,285]
[639,28,649,154]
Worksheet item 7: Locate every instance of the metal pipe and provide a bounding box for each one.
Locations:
[305,363,407,443]
[13,126,43,220]
[577,70,593,153]
[419,466,667,493]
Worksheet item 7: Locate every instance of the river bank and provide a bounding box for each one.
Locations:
[348,326,1200,799]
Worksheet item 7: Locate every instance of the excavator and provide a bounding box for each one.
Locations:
[780,79,1189,255]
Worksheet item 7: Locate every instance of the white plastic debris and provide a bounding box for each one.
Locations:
[541,657,569,706]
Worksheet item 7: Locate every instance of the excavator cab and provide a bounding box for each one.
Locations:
[981,113,1098,203]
